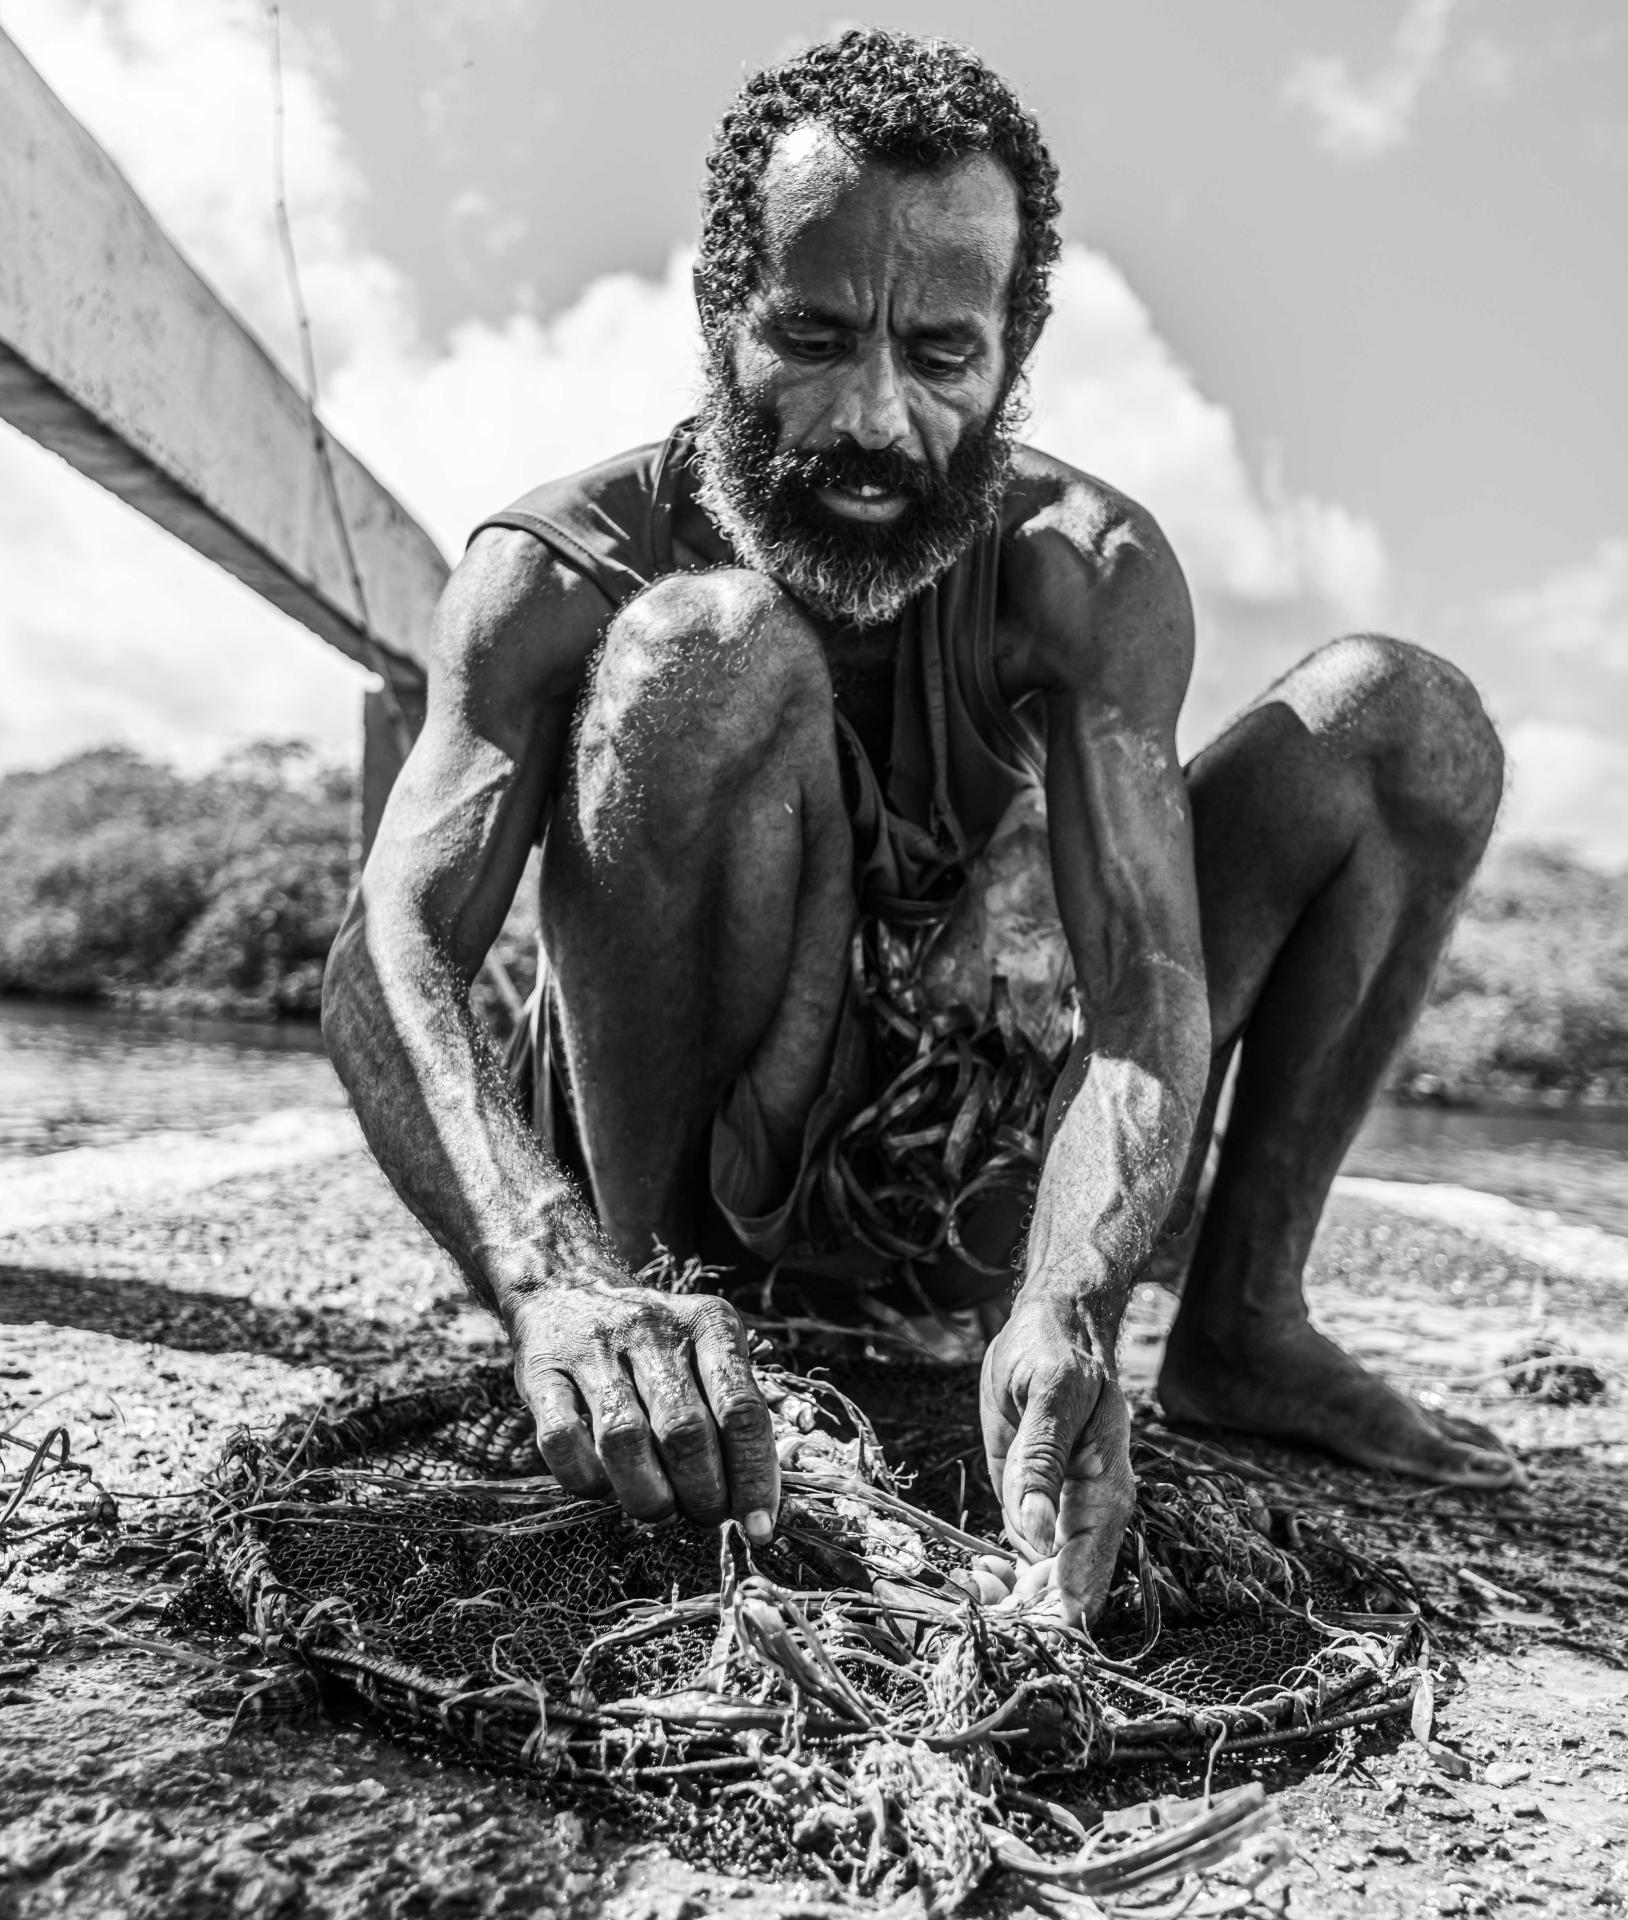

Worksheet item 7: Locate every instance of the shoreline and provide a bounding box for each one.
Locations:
[3,1096,1625,1917]
[5,989,1628,1120]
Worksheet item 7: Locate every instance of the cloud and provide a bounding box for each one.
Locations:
[0,0,396,774]
[0,422,371,775]
[1026,249,1390,743]
[1482,538,1628,690]
[325,257,703,551]
[336,240,1393,752]
[1285,0,1460,160]
[1501,721,1628,870]
[1424,539,1628,868]
[1431,537,1628,734]
[5,0,1621,879]
[1,0,1385,779]
[3,0,404,387]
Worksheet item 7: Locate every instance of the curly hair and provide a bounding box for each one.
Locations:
[696,29,1061,371]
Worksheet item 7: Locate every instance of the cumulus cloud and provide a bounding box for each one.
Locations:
[338,241,1392,753]
[1285,0,1460,160]
[0,423,370,774]
[4,0,404,383]
[2,0,1620,872]
[278,237,1400,757]
[2,0,1380,780]
[1424,539,1628,868]
[0,0,398,774]
[326,258,703,551]
[1430,537,1628,735]
[1501,721,1628,869]
[1482,538,1628,690]
[1025,249,1390,743]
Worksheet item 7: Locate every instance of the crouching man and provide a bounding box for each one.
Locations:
[323,29,1517,1625]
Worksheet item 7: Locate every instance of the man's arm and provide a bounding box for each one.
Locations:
[981,499,1210,1622]
[322,531,779,1539]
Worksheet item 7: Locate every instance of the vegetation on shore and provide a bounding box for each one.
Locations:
[1393,842,1628,1104]
[2,747,1624,1102]
[0,745,353,1018]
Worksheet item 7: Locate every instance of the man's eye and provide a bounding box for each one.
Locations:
[910,350,973,380]
[781,333,845,361]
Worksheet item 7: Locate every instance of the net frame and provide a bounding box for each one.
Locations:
[196,1358,1425,1905]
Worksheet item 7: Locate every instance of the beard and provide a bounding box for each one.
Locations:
[692,358,1015,630]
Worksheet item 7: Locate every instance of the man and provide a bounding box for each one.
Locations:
[323,30,1517,1626]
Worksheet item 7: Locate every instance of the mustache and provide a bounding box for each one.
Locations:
[692,359,1015,627]
[770,441,935,500]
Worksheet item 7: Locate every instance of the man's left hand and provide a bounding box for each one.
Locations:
[979,1295,1136,1624]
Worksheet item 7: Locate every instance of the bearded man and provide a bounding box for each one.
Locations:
[323,30,1518,1624]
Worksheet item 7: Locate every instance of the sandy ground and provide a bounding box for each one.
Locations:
[2,1108,1626,1918]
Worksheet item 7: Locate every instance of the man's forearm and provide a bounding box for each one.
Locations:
[1021,958,1210,1358]
[322,907,617,1327]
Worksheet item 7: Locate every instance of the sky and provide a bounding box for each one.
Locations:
[1,0,1625,864]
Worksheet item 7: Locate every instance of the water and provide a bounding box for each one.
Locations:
[0,998,342,1160]
[1347,1099,1628,1238]
[1,999,1624,1232]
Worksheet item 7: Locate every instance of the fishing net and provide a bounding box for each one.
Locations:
[796,917,1066,1284]
[187,1350,1424,1909]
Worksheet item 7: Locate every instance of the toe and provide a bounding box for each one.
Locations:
[1428,1407,1511,1454]
[1404,1429,1526,1491]
[1420,1408,1528,1489]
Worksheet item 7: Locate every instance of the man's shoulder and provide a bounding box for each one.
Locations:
[997,444,1193,704]
[1002,443,1169,574]
[473,430,681,542]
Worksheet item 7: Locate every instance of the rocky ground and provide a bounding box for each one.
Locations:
[2,1109,1625,1918]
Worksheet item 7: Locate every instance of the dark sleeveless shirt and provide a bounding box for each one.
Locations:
[470,423,1047,918]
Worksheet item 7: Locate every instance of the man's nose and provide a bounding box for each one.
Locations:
[828,348,910,451]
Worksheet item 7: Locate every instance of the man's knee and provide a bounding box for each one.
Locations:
[587,569,827,753]
[573,569,832,847]
[1298,634,1504,858]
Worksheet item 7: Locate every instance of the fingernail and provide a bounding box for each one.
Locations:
[1019,1493,1055,1552]
[745,1508,774,1544]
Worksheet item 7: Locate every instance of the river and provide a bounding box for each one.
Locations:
[2,998,1625,1235]
[0,997,341,1160]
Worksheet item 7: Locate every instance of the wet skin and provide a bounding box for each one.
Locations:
[322,129,1518,1623]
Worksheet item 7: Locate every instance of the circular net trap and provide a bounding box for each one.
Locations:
[182,1353,1426,1910]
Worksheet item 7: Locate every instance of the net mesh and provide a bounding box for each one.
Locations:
[187,1350,1424,1903]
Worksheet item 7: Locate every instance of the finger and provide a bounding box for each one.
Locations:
[690,1302,780,1543]
[978,1339,1022,1517]
[581,1363,675,1523]
[517,1364,612,1498]
[1001,1367,1095,1560]
[628,1343,729,1526]
[1012,1557,1055,1604]
[1054,1391,1136,1627]
[972,1553,1016,1593]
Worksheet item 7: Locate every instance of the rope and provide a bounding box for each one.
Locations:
[265,9,522,1024]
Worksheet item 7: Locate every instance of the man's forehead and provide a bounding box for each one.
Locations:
[756,122,1021,290]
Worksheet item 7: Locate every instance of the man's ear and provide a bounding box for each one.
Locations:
[692,262,722,345]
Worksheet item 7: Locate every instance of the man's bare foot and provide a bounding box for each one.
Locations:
[1157,1317,1526,1489]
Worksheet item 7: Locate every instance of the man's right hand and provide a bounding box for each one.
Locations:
[509,1284,781,1542]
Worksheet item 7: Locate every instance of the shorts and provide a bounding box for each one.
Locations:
[511,787,1076,1315]
[709,784,1077,1309]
